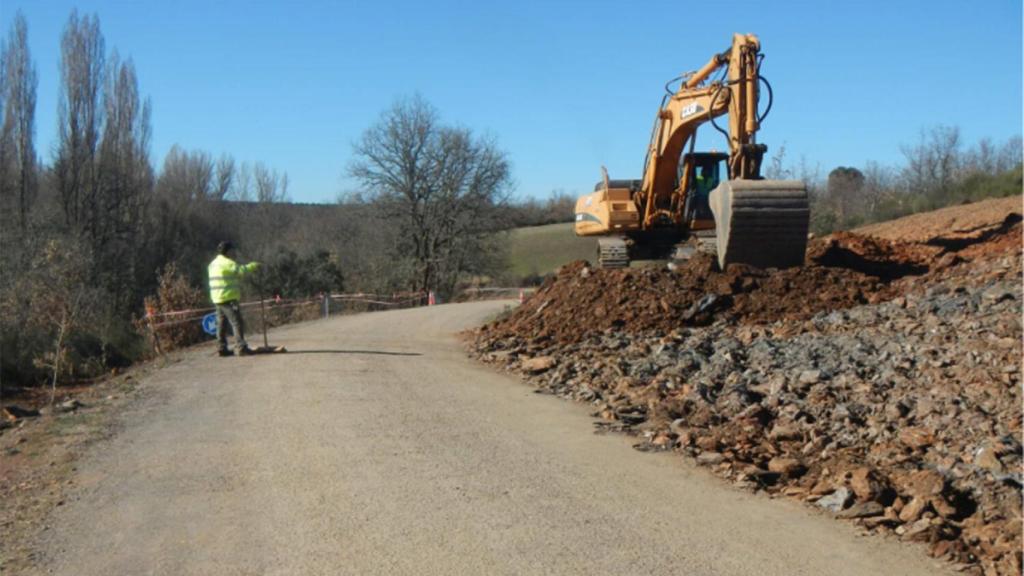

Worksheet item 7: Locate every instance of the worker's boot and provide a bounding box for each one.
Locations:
[217,349,234,357]
[237,346,255,357]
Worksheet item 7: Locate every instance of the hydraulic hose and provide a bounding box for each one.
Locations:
[758,75,774,124]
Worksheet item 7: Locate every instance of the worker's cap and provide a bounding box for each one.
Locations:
[217,241,234,255]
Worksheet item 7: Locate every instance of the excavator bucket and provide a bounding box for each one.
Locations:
[708,179,810,270]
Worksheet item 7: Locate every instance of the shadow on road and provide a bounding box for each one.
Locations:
[285,349,422,357]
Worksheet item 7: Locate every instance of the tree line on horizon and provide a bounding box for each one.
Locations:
[765,127,1021,235]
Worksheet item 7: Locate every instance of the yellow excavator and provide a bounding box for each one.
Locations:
[574,33,809,269]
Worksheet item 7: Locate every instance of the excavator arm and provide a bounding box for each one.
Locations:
[640,33,769,228]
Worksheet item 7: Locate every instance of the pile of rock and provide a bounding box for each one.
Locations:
[471,224,1022,575]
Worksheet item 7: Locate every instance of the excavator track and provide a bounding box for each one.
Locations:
[709,179,809,270]
[597,236,630,269]
[671,231,717,261]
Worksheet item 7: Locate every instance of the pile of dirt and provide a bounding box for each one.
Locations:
[470,210,1022,575]
[855,196,1022,243]
[483,230,950,345]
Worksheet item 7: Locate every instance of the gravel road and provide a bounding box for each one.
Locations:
[32,301,950,575]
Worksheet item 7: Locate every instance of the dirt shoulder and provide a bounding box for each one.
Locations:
[0,354,183,573]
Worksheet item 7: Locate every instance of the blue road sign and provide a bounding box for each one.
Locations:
[202,312,217,336]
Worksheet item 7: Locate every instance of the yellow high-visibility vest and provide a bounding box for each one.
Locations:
[208,255,259,304]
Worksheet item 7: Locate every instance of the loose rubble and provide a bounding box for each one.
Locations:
[471,210,1023,575]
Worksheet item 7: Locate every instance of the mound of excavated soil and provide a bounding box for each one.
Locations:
[856,195,1022,243]
[482,213,1021,347]
[484,236,928,345]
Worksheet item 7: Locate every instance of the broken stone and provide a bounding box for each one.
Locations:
[973,445,1005,474]
[930,496,958,519]
[849,467,887,503]
[767,457,804,476]
[695,435,720,452]
[930,539,955,559]
[696,452,724,466]
[797,369,822,386]
[816,487,853,513]
[901,469,945,498]
[981,284,1015,303]
[899,427,935,449]
[56,399,84,413]
[768,422,802,442]
[901,518,936,542]
[899,496,930,523]
[837,501,885,519]
[521,356,556,373]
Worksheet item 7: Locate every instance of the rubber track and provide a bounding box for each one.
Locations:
[597,236,630,269]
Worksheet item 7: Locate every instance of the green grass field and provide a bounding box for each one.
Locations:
[505,222,595,280]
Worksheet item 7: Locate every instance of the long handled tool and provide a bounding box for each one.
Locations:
[253,274,287,354]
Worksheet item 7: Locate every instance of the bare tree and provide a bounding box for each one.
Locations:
[253,161,289,203]
[213,154,235,201]
[146,145,229,285]
[859,161,894,217]
[900,125,961,200]
[349,95,512,296]
[157,145,214,202]
[53,10,104,230]
[228,160,253,201]
[22,239,99,403]
[764,143,791,180]
[996,136,1022,174]
[0,11,38,232]
[97,51,153,273]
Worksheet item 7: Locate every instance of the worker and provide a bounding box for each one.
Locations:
[694,167,712,198]
[208,241,260,357]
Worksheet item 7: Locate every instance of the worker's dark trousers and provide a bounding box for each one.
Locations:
[215,300,248,351]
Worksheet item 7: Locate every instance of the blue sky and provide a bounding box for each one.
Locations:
[2,0,1021,203]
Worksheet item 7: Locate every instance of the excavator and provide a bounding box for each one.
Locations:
[574,33,809,270]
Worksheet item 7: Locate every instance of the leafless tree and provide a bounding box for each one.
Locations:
[53,10,104,230]
[213,154,235,201]
[995,136,1022,174]
[764,143,791,180]
[227,160,253,201]
[349,95,512,296]
[0,11,38,233]
[21,239,100,403]
[253,161,289,203]
[157,145,214,202]
[859,161,894,217]
[146,146,230,285]
[97,51,153,291]
[900,125,961,199]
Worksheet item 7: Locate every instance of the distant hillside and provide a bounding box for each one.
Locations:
[505,223,595,281]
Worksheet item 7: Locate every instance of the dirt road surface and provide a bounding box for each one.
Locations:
[30,302,951,575]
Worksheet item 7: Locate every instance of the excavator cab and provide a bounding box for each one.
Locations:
[681,152,728,229]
